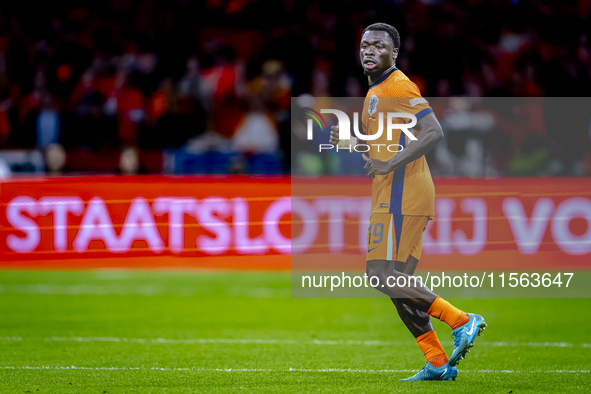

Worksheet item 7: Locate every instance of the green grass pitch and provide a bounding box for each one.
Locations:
[0,270,589,393]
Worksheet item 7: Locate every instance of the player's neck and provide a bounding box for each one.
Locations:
[368,64,397,85]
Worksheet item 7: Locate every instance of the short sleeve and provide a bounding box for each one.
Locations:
[397,80,433,122]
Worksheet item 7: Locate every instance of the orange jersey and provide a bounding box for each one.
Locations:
[361,67,435,217]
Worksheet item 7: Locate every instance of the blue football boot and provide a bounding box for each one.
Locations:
[449,313,487,366]
[400,362,458,381]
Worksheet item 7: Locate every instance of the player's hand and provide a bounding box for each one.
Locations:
[363,154,392,179]
[329,125,339,146]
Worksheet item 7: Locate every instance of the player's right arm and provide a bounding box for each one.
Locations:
[363,113,443,178]
[385,112,443,170]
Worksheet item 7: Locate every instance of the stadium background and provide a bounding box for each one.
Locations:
[1,0,590,392]
[1,0,591,176]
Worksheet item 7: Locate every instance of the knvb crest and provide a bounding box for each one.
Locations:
[368,95,379,115]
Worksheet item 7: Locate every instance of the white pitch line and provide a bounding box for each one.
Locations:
[0,366,589,374]
[45,337,300,345]
[24,337,591,348]
[0,284,286,298]
[487,341,575,348]
[0,284,164,296]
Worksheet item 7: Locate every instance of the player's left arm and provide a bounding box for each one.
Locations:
[363,112,443,178]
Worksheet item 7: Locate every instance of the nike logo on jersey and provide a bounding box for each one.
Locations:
[466,318,476,335]
[367,247,378,253]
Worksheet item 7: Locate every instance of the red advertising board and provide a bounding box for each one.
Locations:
[0,176,291,270]
[1,176,590,270]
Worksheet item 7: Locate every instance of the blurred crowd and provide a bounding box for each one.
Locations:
[0,0,590,177]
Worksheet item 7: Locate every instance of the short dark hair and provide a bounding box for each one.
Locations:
[363,23,400,49]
